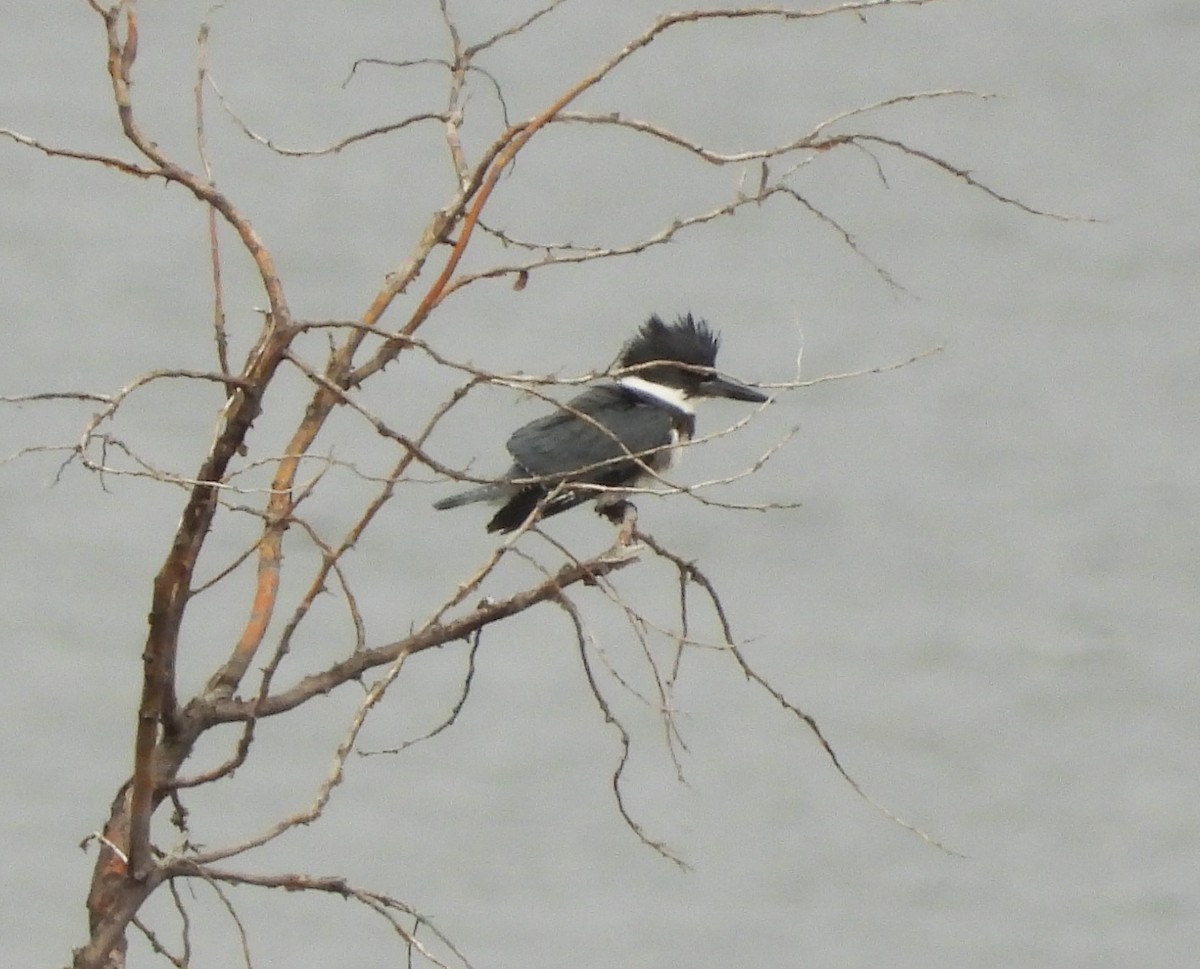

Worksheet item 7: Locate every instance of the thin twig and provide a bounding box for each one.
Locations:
[359,629,482,757]
[637,530,963,857]
[194,20,231,383]
[553,591,690,869]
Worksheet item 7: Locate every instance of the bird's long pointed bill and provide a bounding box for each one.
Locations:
[702,374,769,403]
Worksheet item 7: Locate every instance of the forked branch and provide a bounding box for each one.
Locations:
[2,1,1051,965]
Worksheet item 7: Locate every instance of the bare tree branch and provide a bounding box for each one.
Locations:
[635,530,964,857]
[11,2,1057,963]
[194,20,232,386]
[206,68,449,157]
[163,862,470,969]
[0,125,158,176]
[358,630,483,757]
[553,587,690,869]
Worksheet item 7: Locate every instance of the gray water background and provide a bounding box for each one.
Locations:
[1,1,1197,966]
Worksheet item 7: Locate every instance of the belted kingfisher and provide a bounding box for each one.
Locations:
[433,313,767,533]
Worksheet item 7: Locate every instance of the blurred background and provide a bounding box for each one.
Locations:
[2,1,1197,966]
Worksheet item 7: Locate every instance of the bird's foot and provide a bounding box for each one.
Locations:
[599,499,639,546]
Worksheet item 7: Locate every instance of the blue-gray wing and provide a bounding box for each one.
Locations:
[506,386,674,483]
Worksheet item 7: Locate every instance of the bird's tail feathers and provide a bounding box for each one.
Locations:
[433,483,505,511]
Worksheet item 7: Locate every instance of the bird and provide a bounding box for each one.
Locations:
[433,313,767,533]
